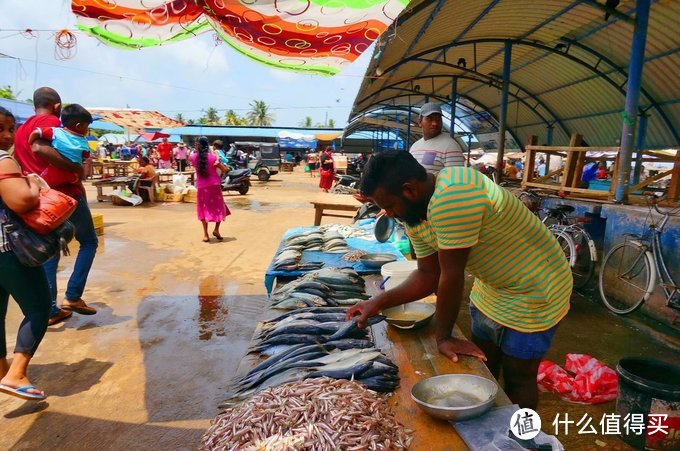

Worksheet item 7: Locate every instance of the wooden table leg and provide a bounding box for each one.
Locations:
[314,205,323,226]
[97,185,104,202]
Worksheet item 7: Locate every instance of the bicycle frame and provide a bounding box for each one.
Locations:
[650,218,679,304]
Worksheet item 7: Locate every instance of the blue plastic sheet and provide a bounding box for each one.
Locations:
[264,226,406,294]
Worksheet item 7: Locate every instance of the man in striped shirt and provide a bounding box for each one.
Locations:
[348,151,572,409]
[410,102,465,173]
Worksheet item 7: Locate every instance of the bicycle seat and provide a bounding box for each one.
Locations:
[548,205,575,215]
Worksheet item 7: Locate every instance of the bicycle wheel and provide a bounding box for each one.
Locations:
[571,230,596,290]
[599,242,655,314]
[551,228,576,268]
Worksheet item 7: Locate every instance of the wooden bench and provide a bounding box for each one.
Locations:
[311,200,359,225]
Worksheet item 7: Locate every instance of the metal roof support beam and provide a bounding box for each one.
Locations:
[450,76,458,138]
[581,0,635,24]
[361,89,526,149]
[632,113,649,184]
[615,0,650,203]
[496,41,512,180]
[362,70,559,134]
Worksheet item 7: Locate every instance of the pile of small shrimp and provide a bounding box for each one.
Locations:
[201,377,413,450]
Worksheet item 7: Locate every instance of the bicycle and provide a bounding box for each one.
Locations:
[516,190,598,290]
[598,196,680,315]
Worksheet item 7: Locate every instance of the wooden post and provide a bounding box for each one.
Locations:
[522,135,538,188]
[667,150,680,202]
[562,133,583,188]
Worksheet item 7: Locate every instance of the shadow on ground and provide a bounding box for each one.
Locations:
[8,411,204,449]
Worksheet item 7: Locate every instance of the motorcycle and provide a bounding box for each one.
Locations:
[221,168,252,195]
[347,155,366,177]
[330,173,360,195]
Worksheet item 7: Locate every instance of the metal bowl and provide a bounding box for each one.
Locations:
[360,253,397,269]
[382,302,435,330]
[411,374,498,421]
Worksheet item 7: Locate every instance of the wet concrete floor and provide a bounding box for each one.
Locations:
[1,170,678,450]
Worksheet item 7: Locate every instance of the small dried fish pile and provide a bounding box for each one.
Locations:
[343,249,367,262]
[319,223,368,238]
[202,378,413,451]
[270,267,369,310]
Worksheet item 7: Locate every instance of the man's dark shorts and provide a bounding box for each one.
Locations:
[469,303,559,360]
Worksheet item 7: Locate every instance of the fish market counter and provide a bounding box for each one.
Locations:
[232,273,510,450]
[363,275,512,450]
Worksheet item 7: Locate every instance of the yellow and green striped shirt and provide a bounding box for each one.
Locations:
[406,167,572,332]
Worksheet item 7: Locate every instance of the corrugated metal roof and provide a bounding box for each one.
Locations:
[348,0,680,149]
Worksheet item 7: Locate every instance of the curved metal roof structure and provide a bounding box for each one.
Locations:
[346,0,679,149]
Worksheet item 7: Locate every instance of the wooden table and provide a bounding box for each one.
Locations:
[157,170,195,185]
[102,160,138,177]
[233,275,510,450]
[311,193,360,225]
[91,177,134,202]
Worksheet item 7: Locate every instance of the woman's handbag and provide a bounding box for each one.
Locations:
[0,207,75,267]
[0,173,77,235]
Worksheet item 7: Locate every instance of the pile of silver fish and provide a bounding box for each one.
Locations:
[272,229,352,270]
[203,378,413,451]
[229,307,398,397]
[270,267,369,309]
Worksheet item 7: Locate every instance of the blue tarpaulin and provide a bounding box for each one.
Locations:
[264,226,406,294]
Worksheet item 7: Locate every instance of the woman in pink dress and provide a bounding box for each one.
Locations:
[190,136,230,242]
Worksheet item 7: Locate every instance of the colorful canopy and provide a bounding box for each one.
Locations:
[88,108,184,129]
[71,0,408,76]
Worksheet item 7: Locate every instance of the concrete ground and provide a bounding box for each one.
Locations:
[1,168,678,450]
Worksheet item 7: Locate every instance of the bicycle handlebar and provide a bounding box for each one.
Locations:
[645,193,680,217]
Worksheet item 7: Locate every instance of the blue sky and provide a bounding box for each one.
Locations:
[0,0,372,127]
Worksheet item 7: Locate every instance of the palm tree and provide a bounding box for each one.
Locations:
[299,116,313,128]
[202,107,221,125]
[187,119,196,125]
[175,113,186,123]
[247,100,274,126]
[328,118,336,128]
[0,85,16,100]
[225,109,246,126]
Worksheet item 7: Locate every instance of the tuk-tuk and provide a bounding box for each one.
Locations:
[233,142,280,181]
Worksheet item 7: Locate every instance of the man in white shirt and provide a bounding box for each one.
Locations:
[410,102,465,174]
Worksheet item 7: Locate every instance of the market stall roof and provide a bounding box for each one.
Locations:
[160,125,343,139]
[87,108,184,130]
[348,0,680,149]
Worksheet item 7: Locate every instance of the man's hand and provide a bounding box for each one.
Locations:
[437,337,487,363]
[345,299,382,329]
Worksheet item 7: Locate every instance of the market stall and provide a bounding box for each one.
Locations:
[202,221,567,450]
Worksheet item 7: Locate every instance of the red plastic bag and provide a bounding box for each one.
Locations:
[537,354,618,404]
